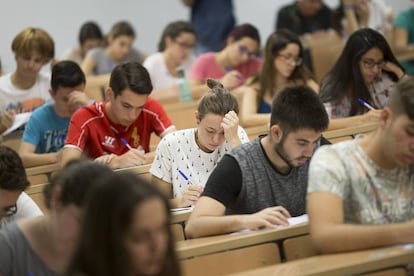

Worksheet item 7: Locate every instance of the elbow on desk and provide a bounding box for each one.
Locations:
[184,219,203,239]
[310,230,354,254]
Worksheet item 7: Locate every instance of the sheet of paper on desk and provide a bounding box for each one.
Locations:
[2,112,32,136]
[230,214,309,235]
[287,214,308,226]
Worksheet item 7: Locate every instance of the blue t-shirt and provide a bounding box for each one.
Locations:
[394,7,414,75]
[22,103,70,153]
[257,100,271,114]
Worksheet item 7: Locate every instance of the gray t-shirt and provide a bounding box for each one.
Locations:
[308,138,414,224]
[203,137,310,216]
[88,47,146,75]
[0,222,55,276]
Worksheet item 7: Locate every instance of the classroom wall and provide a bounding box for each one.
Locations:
[0,0,409,73]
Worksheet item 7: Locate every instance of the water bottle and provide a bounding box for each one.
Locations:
[177,69,193,102]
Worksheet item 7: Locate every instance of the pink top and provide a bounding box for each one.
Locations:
[189,52,262,84]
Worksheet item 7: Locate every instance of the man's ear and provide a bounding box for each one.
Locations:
[165,36,173,48]
[48,89,56,99]
[380,107,392,129]
[195,110,200,124]
[106,87,114,101]
[270,124,283,143]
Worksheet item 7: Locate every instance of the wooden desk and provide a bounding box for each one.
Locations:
[176,224,309,260]
[323,123,378,140]
[171,209,192,224]
[230,244,414,276]
[26,163,60,176]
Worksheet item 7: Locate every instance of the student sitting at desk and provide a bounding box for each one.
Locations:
[185,85,329,238]
[0,146,42,229]
[65,172,180,276]
[150,79,249,208]
[60,21,104,66]
[319,28,405,130]
[143,20,196,103]
[307,76,414,253]
[0,27,55,135]
[239,29,318,128]
[81,21,146,100]
[188,23,262,100]
[0,160,112,275]
[19,61,89,168]
[61,62,175,169]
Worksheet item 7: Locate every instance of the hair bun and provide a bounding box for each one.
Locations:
[206,78,224,90]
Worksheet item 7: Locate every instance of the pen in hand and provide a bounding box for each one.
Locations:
[120,138,144,151]
[120,138,133,150]
[178,169,192,184]
[224,66,243,81]
[357,98,375,110]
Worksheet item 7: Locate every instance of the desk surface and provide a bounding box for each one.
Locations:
[171,208,191,224]
[230,244,414,276]
[26,163,60,176]
[176,223,309,259]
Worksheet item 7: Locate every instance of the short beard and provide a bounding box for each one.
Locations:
[274,138,295,169]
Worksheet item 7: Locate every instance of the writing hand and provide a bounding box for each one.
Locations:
[179,185,203,207]
[112,148,146,168]
[221,70,243,89]
[243,206,291,229]
[0,110,16,130]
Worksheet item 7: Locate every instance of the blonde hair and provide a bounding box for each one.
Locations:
[11,27,54,62]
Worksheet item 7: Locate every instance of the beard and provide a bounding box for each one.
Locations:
[273,138,311,169]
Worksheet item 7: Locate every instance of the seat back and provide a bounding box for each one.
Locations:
[181,242,281,276]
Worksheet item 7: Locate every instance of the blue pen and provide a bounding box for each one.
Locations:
[224,66,242,81]
[178,169,192,184]
[357,98,375,110]
[120,138,133,150]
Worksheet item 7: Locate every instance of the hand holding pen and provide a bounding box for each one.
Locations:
[113,138,146,168]
[357,98,382,123]
[222,66,244,89]
[178,169,203,207]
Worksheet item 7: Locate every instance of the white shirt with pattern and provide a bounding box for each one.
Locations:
[308,138,414,225]
[150,127,249,198]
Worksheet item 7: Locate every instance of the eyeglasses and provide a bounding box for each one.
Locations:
[239,45,257,58]
[277,54,303,66]
[174,40,195,50]
[361,59,386,70]
[3,204,17,217]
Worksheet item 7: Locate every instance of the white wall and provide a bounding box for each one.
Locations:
[0,0,409,73]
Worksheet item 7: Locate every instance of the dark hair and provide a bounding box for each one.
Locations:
[78,21,103,45]
[270,86,329,133]
[197,79,239,120]
[11,27,54,61]
[320,28,404,116]
[65,173,180,276]
[43,160,112,209]
[51,60,86,92]
[388,76,414,120]
[0,146,29,191]
[228,23,261,46]
[110,21,135,40]
[251,29,314,108]
[109,62,153,97]
[158,20,196,52]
